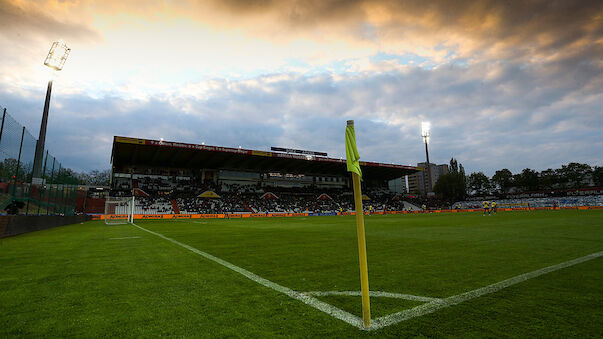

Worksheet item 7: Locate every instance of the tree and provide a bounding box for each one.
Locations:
[459,164,467,194]
[515,168,539,192]
[433,157,467,201]
[467,172,491,196]
[433,172,466,201]
[87,169,111,186]
[491,168,513,194]
[538,168,558,190]
[0,158,28,181]
[593,166,603,187]
[558,163,592,188]
[54,167,82,185]
[449,158,459,173]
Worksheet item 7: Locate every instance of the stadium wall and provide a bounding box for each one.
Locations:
[0,215,89,238]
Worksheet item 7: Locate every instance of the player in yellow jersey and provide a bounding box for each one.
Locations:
[483,201,490,216]
[491,201,497,214]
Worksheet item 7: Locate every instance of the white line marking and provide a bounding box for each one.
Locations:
[304,291,440,302]
[109,236,141,240]
[131,223,365,329]
[369,250,603,331]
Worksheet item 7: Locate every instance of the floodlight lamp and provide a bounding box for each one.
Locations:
[421,122,431,138]
[44,41,70,71]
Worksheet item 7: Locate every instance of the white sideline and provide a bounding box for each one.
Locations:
[304,290,440,302]
[369,250,603,331]
[131,223,365,329]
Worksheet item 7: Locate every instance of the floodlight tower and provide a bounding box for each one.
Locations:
[421,122,433,194]
[32,41,70,184]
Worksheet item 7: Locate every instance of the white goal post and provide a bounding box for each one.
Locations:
[105,196,135,225]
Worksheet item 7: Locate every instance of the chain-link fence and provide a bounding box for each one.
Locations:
[0,106,78,216]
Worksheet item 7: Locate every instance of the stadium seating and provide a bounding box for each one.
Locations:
[133,196,174,214]
[111,175,603,215]
[453,195,603,209]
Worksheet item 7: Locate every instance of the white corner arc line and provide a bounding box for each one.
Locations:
[304,291,440,302]
[131,223,365,329]
[369,250,603,331]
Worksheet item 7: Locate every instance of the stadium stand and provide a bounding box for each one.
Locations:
[94,136,603,217]
[118,184,447,215]
[106,136,420,214]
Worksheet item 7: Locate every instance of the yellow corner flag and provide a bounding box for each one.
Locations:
[345,120,371,328]
[345,122,362,179]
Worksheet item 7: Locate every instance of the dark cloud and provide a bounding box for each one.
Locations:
[0,0,101,43]
[213,0,365,25]
[208,0,603,63]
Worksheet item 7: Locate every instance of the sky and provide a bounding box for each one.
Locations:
[0,0,602,176]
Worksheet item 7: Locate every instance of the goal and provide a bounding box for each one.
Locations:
[105,197,134,225]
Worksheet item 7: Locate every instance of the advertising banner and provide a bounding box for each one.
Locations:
[197,214,223,218]
[166,214,191,219]
[139,214,162,220]
[92,205,603,222]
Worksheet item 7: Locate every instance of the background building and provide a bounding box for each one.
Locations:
[407,162,449,195]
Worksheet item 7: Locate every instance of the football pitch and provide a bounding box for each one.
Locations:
[1,210,601,337]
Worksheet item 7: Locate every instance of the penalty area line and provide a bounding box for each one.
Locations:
[369,250,603,331]
[131,223,365,329]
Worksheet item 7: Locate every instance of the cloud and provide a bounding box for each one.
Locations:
[3,49,600,175]
[0,0,101,43]
[0,1,601,176]
[205,0,603,65]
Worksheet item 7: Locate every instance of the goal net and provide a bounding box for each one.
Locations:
[105,197,134,225]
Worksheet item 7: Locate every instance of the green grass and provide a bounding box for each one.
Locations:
[0,210,601,337]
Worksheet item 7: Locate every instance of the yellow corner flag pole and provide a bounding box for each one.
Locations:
[345,120,371,328]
